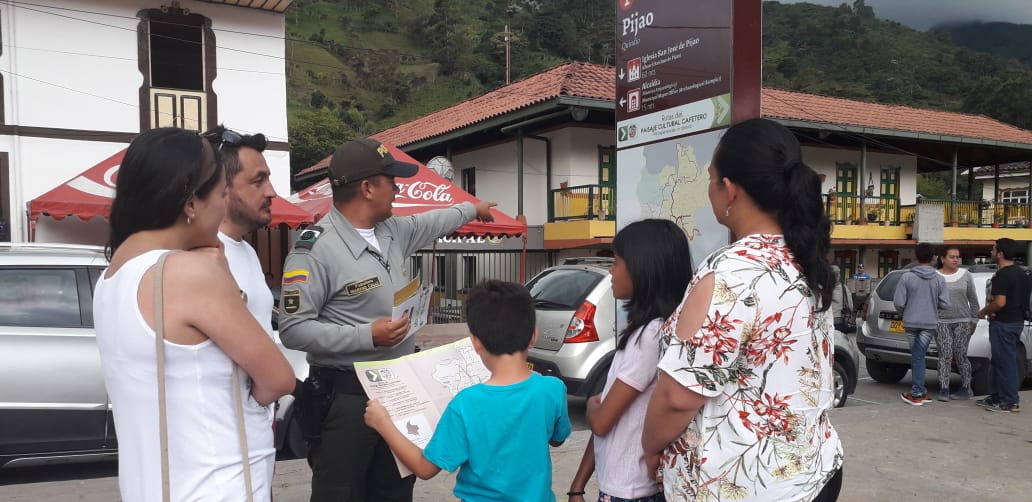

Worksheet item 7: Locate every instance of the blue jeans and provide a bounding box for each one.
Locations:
[906,328,935,396]
[988,321,1023,406]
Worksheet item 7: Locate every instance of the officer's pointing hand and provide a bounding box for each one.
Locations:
[473,201,497,223]
[372,315,411,347]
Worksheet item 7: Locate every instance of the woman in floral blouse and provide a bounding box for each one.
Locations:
[642,118,844,501]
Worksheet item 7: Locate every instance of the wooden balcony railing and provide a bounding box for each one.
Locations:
[826,195,1032,228]
[824,193,901,224]
[912,198,1032,227]
[548,184,616,222]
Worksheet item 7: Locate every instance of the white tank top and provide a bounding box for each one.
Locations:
[94,250,274,501]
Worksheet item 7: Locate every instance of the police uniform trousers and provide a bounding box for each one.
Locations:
[309,393,415,501]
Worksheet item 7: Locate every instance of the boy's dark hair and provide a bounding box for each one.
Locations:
[915,242,935,263]
[995,238,1019,260]
[465,280,535,355]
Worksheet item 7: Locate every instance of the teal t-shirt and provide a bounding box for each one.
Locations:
[422,372,571,502]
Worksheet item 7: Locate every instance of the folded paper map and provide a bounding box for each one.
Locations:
[355,337,491,477]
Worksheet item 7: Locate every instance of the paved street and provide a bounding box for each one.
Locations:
[2,346,1030,501]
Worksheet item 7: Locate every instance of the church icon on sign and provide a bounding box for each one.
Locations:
[627,57,641,82]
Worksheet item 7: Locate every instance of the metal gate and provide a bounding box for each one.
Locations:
[411,250,557,324]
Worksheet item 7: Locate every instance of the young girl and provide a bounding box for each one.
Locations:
[567,219,692,502]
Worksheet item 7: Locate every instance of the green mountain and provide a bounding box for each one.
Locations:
[942,21,1032,67]
[284,0,1032,178]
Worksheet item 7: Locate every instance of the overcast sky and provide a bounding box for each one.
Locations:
[776,0,1032,31]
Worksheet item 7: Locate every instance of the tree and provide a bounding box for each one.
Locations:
[288,108,351,183]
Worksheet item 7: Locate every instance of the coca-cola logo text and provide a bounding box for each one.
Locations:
[396,181,453,203]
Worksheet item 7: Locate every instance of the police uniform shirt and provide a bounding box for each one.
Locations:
[278,202,477,369]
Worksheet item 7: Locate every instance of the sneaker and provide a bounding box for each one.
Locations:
[938,391,950,402]
[984,402,1020,413]
[975,396,999,409]
[949,388,972,400]
[900,392,926,406]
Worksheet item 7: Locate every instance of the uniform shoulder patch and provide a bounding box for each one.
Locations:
[293,225,324,251]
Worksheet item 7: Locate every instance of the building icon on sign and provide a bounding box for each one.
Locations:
[627,57,641,82]
[627,89,641,112]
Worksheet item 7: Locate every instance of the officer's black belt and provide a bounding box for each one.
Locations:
[310,365,367,396]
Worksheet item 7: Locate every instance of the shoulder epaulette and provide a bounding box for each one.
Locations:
[293,225,324,251]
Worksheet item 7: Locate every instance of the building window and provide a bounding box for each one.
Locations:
[877,251,899,278]
[462,168,475,196]
[138,6,217,132]
[1001,189,1028,204]
[880,166,900,198]
[835,162,857,194]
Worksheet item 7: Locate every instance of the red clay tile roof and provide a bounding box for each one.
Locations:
[297,62,1032,178]
[372,61,614,147]
[761,88,1032,146]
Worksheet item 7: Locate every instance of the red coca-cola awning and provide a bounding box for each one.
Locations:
[29,148,315,228]
[289,144,527,237]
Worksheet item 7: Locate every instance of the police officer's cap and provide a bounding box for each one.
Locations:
[327,138,419,186]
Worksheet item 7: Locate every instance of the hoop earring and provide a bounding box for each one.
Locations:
[724,206,731,218]
[187,215,193,225]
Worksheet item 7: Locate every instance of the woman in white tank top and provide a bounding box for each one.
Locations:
[94,128,295,501]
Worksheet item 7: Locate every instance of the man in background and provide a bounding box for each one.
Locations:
[894,242,949,406]
[204,125,278,335]
[976,238,1024,413]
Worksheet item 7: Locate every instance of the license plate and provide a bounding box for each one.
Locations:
[889,320,905,333]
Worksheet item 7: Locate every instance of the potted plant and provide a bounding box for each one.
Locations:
[992,214,1003,228]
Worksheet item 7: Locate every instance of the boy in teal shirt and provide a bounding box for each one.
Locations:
[365,280,571,501]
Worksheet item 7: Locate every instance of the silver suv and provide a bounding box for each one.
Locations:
[857,267,1032,395]
[0,243,308,469]
[524,257,859,407]
[526,258,619,397]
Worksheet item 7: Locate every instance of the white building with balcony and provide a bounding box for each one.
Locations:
[0,0,293,242]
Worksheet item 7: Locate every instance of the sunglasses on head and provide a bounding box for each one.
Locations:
[217,129,243,152]
[210,129,267,152]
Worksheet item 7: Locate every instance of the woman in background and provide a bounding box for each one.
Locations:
[935,246,980,401]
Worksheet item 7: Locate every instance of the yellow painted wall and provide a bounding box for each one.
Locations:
[543,220,616,241]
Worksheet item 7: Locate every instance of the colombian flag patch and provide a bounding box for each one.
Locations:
[283,269,310,285]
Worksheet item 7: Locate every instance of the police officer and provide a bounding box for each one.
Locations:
[278,138,495,502]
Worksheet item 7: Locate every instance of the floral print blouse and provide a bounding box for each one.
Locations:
[656,234,843,501]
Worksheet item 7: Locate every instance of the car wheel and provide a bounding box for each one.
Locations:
[832,361,849,408]
[970,349,1028,397]
[865,359,908,384]
[587,372,608,397]
[971,357,991,396]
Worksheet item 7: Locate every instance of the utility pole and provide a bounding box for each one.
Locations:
[505,24,510,85]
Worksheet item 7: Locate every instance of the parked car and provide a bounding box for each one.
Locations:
[857,267,1032,395]
[0,243,308,469]
[526,257,619,397]
[525,257,859,407]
